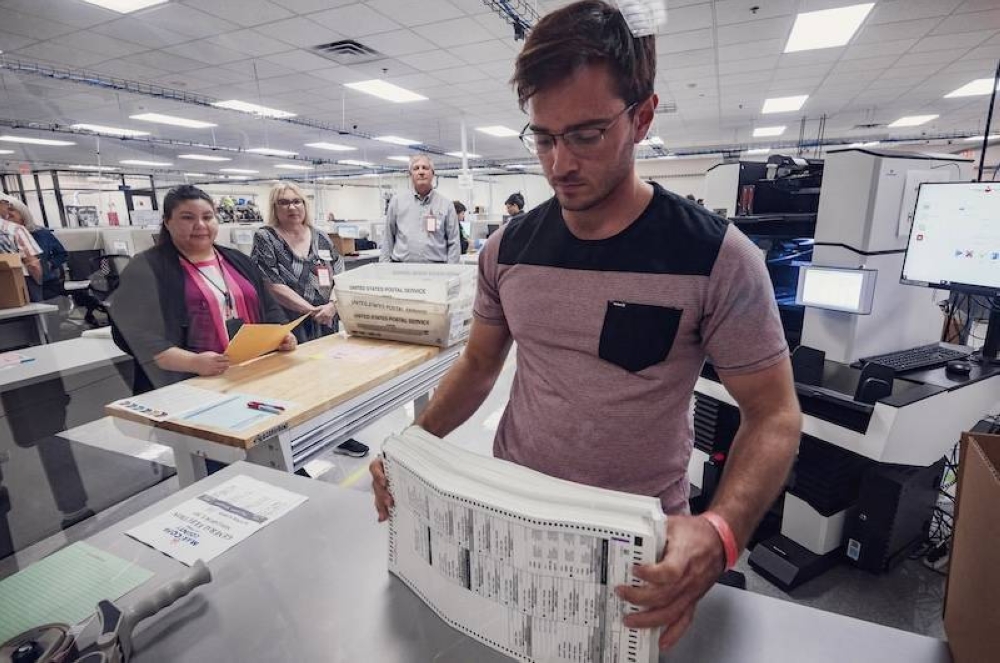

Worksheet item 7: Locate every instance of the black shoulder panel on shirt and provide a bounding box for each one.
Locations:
[496,183,728,275]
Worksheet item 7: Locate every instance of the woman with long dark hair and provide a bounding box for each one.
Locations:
[111,185,295,393]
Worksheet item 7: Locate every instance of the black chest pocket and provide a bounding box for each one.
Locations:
[599,301,682,372]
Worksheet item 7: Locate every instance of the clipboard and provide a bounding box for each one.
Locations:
[225,314,309,365]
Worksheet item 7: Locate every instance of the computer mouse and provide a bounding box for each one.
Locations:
[945,360,972,376]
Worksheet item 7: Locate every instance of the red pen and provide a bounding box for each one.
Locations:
[247,401,285,414]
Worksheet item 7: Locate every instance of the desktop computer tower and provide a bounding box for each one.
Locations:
[843,458,945,572]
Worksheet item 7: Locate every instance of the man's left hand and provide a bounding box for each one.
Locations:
[616,514,726,651]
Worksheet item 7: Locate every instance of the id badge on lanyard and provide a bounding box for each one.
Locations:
[316,264,332,288]
[425,214,438,233]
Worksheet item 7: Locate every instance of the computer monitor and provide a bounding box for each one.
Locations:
[795,265,877,314]
[901,181,1000,360]
[901,182,1000,296]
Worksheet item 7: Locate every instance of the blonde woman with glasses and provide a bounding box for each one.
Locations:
[251,183,344,343]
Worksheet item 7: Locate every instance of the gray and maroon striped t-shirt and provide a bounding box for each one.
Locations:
[474,183,788,515]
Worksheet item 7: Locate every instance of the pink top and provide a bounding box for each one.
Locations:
[180,253,261,353]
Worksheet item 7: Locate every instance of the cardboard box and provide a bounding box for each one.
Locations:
[334,263,476,304]
[0,253,29,308]
[328,232,355,256]
[944,431,1000,663]
[335,263,477,348]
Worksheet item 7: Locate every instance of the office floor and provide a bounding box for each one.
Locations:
[2,345,948,641]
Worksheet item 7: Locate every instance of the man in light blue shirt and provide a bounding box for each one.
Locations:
[380,155,460,264]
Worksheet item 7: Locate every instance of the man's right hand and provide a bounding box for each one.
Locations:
[190,351,230,377]
[370,457,394,521]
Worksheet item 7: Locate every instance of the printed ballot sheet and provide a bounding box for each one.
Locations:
[385,432,664,663]
[127,475,307,565]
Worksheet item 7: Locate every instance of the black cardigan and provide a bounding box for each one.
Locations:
[111,242,286,392]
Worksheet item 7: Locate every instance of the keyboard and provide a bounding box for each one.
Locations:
[859,344,969,373]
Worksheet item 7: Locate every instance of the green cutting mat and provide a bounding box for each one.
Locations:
[0,542,153,644]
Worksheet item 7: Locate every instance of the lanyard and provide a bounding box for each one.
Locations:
[181,251,234,315]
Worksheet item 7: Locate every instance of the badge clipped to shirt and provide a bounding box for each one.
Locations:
[316,264,332,288]
[425,214,438,233]
[318,249,333,261]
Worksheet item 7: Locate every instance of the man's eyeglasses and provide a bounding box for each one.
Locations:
[276,198,305,208]
[520,103,638,156]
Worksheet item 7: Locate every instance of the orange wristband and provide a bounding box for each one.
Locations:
[701,512,739,570]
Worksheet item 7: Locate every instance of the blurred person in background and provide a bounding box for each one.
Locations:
[1,196,67,300]
[380,155,459,264]
[0,193,44,299]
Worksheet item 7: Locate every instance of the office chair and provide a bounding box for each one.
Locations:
[85,254,130,326]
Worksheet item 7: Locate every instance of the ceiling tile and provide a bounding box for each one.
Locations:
[870,0,963,24]
[162,40,248,66]
[269,0,358,12]
[911,30,996,52]
[133,3,242,40]
[658,29,714,54]
[661,3,714,33]
[718,56,779,76]
[658,48,716,69]
[716,39,784,62]
[855,18,940,44]
[447,40,515,66]
[843,39,919,60]
[11,41,109,67]
[223,58,297,80]
[0,0,118,28]
[0,30,37,53]
[366,0,465,27]
[184,0,294,28]
[412,16,495,46]
[406,49,462,72]
[0,9,78,41]
[91,18,193,50]
[363,30,438,57]
[217,30,296,57]
[716,16,794,47]
[713,0,798,26]
[310,4,402,37]
[262,50,337,72]
[931,10,1000,35]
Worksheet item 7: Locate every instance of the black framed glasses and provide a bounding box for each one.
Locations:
[519,103,638,156]
[276,198,305,208]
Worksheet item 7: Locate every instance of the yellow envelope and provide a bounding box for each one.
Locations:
[224,314,309,365]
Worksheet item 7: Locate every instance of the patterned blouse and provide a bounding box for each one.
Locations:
[250,226,345,308]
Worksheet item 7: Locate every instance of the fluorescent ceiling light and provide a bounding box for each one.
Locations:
[476,125,520,138]
[375,135,421,146]
[848,141,881,148]
[184,173,208,177]
[945,79,1000,99]
[762,95,808,114]
[0,150,15,155]
[211,99,296,118]
[655,155,678,160]
[445,151,481,158]
[275,164,313,171]
[247,147,298,157]
[639,136,664,147]
[505,163,531,169]
[753,126,786,137]
[224,175,250,180]
[746,147,771,155]
[70,123,150,137]
[178,154,231,162]
[130,113,217,129]
[0,135,75,146]
[964,134,1000,141]
[888,114,938,128]
[338,159,373,167]
[69,165,118,171]
[784,3,874,53]
[344,80,427,103]
[387,156,412,163]
[219,168,258,174]
[305,142,356,152]
[80,0,168,12]
[120,159,172,167]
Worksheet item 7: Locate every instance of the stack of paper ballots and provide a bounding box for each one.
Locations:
[334,263,477,348]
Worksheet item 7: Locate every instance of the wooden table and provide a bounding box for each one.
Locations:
[106,334,461,486]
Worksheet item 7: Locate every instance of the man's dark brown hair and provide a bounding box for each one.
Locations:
[511,0,656,111]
